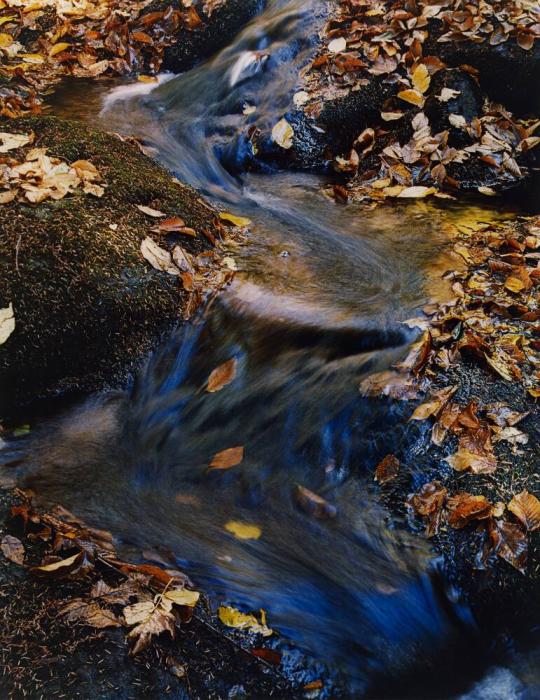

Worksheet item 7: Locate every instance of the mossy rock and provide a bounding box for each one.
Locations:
[0,116,220,415]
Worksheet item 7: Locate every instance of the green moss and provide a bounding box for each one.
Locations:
[0,116,219,413]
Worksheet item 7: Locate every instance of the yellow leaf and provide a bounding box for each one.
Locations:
[0,32,13,48]
[49,42,71,57]
[206,358,237,393]
[271,118,294,149]
[397,89,425,107]
[411,64,430,94]
[397,186,436,199]
[224,520,261,540]
[218,605,272,636]
[138,75,158,83]
[0,16,17,27]
[219,211,251,227]
[504,276,525,293]
[20,53,45,64]
[163,589,200,607]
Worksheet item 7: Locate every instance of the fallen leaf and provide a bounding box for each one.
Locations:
[209,446,244,470]
[374,454,400,484]
[271,118,294,149]
[207,358,237,392]
[411,64,430,94]
[409,481,447,537]
[32,551,84,576]
[295,484,337,518]
[447,493,492,529]
[140,237,179,276]
[125,600,175,654]
[60,599,121,628]
[397,186,437,199]
[0,131,31,152]
[218,605,272,636]
[163,589,200,608]
[397,89,425,107]
[0,303,15,345]
[489,519,528,574]
[219,212,251,227]
[1,534,24,565]
[508,491,540,532]
[225,521,261,540]
[328,37,346,53]
[445,448,497,475]
[409,386,456,421]
[136,204,166,218]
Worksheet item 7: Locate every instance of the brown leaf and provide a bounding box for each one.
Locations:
[206,358,237,393]
[60,599,121,629]
[32,551,85,578]
[252,648,282,665]
[447,493,492,529]
[489,519,528,574]
[374,454,400,484]
[295,485,337,519]
[409,386,456,421]
[508,491,540,532]
[409,481,447,537]
[1,534,24,565]
[126,602,176,655]
[209,446,244,470]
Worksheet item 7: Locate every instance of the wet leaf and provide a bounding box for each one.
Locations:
[409,481,447,537]
[295,485,337,518]
[447,493,492,529]
[252,648,282,665]
[409,386,456,421]
[0,303,15,345]
[489,519,528,574]
[206,358,237,393]
[1,534,24,565]
[224,521,262,540]
[508,491,540,532]
[218,605,272,636]
[374,454,400,484]
[209,446,244,470]
[163,588,200,608]
[219,211,251,227]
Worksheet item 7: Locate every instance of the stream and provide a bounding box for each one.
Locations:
[10,0,540,697]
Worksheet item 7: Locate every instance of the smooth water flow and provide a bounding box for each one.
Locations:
[11,0,538,695]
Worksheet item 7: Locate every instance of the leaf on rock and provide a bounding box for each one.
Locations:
[136,204,166,218]
[397,89,425,107]
[219,212,251,227]
[0,303,15,345]
[32,551,84,577]
[206,358,237,393]
[225,520,262,540]
[163,588,200,608]
[445,448,497,475]
[409,481,447,537]
[125,601,176,655]
[409,386,456,421]
[209,446,244,470]
[140,237,179,276]
[447,493,492,529]
[508,491,540,532]
[489,519,528,574]
[411,64,430,94]
[328,37,346,53]
[0,131,32,152]
[271,118,294,149]
[60,599,121,628]
[218,605,272,636]
[1,534,24,565]
[374,454,400,484]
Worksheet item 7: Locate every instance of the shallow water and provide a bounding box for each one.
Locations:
[13,0,540,696]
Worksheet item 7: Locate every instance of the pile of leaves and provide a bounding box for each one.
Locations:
[0,0,224,115]
[0,498,279,660]
[364,214,540,574]
[0,129,105,202]
[275,0,540,202]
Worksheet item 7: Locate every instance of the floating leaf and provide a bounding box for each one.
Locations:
[218,605,272,636]
[210,446,244,470]
[219,211,251,227]
[295,485,337,518]
[206,358,237,393]
[224,521,261,540]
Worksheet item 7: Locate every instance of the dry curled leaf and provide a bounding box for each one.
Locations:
[140,237,179,276]
[60,599,121,629]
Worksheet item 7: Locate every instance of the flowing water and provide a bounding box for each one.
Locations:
[7,0,540,696]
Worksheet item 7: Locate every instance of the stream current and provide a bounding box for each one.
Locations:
[11,0,540,697]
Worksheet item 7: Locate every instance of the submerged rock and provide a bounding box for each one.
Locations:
[0,116,226,414]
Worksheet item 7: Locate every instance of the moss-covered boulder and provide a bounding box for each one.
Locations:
[0,116,223,415]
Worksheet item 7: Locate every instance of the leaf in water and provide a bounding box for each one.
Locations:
[508,491,540,532]
[271,118,294,149]
[140,237,179,276]
[449,114,466,129]
[374,455,400,484]
[60,599,121,628]
[219,212,251,227]
[206,358,237,393]
[0,303,15,345]
[295,484,337,518]
[210,446,244,470]
[218,605,272,636]
[1,534,24,565]
[224,521,261,540]
[136,204,166,218]
[447,493,492,529]
[0,131,32,152]
[163,589,200,607]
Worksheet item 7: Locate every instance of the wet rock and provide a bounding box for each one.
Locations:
[144,0,264,73]
[0,116,221,415]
